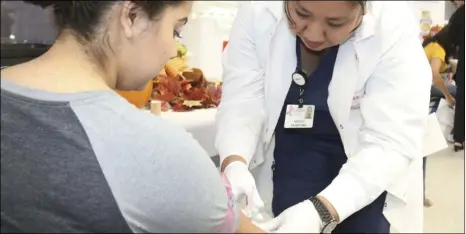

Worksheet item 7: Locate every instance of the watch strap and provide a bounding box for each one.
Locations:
[308,197,337,232]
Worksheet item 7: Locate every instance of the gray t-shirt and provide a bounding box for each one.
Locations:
[0,78,239,233]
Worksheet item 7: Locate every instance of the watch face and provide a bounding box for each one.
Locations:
[322,220,338,234]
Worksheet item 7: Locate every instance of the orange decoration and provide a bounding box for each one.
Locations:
[115,81,153,109]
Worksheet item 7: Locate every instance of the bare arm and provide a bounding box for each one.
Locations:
[236,212,266,233]
[430,58,453,99]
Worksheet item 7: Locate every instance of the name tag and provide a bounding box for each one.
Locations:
[284,105,315,129]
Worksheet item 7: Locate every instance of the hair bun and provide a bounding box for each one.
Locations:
[23,1,61,9]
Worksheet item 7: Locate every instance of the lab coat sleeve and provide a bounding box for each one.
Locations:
[319,16,432,221]
[215,4,266,165]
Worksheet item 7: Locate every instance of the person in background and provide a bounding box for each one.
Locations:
[217,1,437,233]
[0,1,264,233]
[422,27,457,106]
[448,5,465,151]
[451,0,465,9]
[422,5,465,208]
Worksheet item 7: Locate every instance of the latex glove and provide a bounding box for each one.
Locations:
[223,161,265,221]
[255,200,321,233]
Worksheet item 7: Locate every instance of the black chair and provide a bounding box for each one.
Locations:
[1,43,51,67]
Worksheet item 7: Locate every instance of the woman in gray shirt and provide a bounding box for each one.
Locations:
[0,1,263,233]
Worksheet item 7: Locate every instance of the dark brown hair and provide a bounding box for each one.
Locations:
[422,27,455,64]
[448,4,465,47]
[422,5,464,63]
[24,1,184,42]
[23,1,184,67]
[284,1,367,28]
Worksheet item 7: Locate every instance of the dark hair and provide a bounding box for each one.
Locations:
[284,1,367,29]
[23,1,184,42]
[23,1,184,67]
[422,26,458,64]
[448,5,465,47]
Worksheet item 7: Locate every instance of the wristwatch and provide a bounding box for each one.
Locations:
[308,197,338,233]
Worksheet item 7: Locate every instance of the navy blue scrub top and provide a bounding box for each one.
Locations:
[272,38,345,214]
[272,37,389,233]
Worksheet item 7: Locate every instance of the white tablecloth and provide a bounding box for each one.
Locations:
[161,109,218,157]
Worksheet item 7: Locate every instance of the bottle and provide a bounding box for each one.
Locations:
[420,10,432,38]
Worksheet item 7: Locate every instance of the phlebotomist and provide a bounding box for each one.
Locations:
[217,1,442,233]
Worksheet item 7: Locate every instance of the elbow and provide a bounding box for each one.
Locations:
[431,70,442,84]
[193,181,239,233]
[345,144,412,192]
[216,91,266,128]
[215,105,265,164]
[432,75,442,86]
[354,125,422,188]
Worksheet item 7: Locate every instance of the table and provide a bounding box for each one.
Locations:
[160,108,220,166]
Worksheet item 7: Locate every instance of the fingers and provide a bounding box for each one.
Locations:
[242,207,265,222]
[253,216,282,232]
[244,187,265,221]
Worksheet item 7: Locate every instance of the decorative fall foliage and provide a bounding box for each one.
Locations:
[150,40,222,112]
[153,66,222,112]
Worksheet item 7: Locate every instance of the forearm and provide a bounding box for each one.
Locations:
[216,108,265,168]
[318,149,410,222]
[236,212,266,233]
[433,73,452,98]
[318,171,384,223]
[221,155,247,172]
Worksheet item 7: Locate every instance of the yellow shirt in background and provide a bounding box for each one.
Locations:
[424,42,447,72]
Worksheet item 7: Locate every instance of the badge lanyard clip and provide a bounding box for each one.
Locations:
[292,36,307,108]
[298,87,305,108]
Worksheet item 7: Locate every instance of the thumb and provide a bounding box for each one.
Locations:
[253,216,282,232]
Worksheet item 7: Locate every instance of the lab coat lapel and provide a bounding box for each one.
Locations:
[328,42,359,128]
[264,18,296,144]
[328,8,376,129]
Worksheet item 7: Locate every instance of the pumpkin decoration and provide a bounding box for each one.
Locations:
[116,40,188,109]
[115,81,153,109]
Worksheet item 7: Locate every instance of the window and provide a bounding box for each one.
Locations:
[444,1,458,22]
[1,1,57,45]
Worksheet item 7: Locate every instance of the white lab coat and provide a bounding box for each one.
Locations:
[216,1,446,233]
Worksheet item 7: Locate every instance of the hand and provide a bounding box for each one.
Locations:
[223,161,265,221]
[255,200,321,233]
[446,95,456,106]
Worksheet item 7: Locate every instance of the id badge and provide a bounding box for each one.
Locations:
[284,105,315,128]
